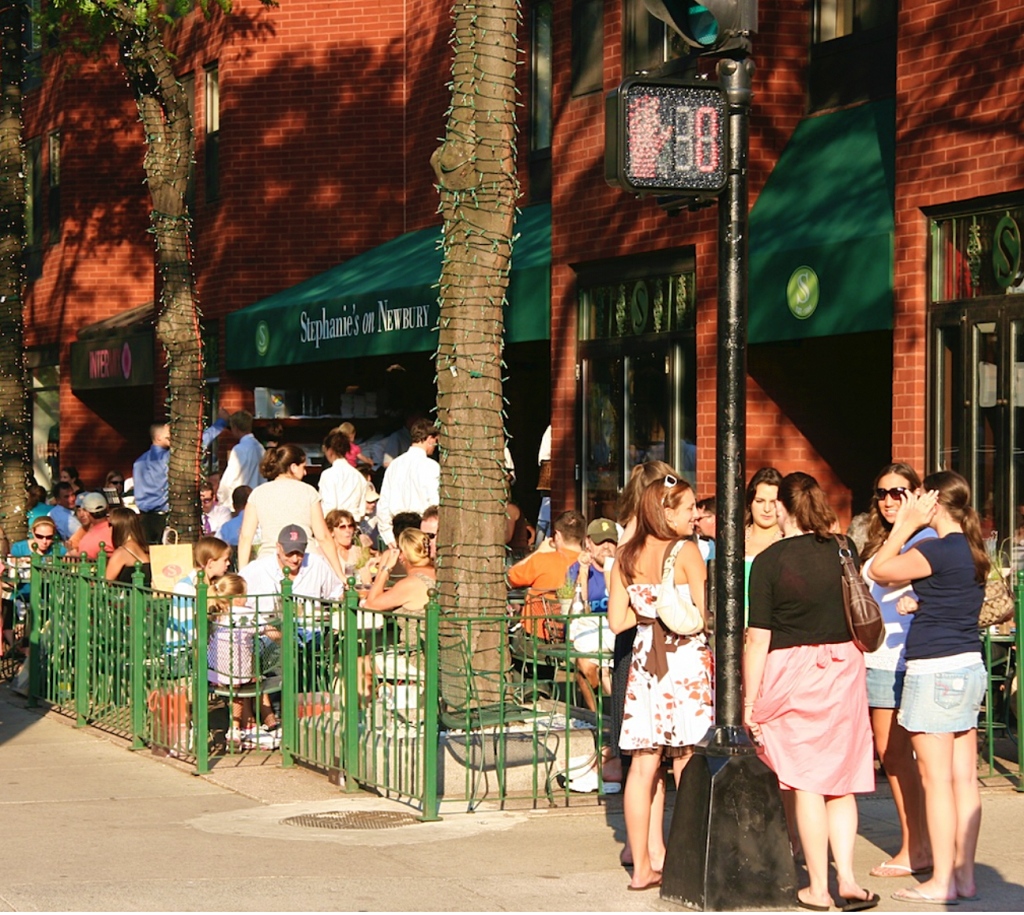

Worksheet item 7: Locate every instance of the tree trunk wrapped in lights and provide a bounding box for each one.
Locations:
[111,10,204,539]
[430,0,519,698]
[0,2,32,543]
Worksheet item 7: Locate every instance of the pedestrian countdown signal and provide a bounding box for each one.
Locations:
[605,78,728,199]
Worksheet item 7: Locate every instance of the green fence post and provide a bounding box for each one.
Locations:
[74,559,91,727]
[129,564,147,749]
[27,553,42,707]
[343,582,361,792]
[194,573,210,774]
[420,590,441,821]
[280,575,296,768]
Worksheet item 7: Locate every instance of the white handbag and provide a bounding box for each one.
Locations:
[655,540,704,636]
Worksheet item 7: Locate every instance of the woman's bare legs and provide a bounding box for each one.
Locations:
[870,707,931,873]
[623,751,664,888]
[951,729,981,898]
[907,731,960,902]
[793,789,832,908]
[828,793,873,903]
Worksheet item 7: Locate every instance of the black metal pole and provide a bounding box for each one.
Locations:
[713,55,753,738]
[659,54,797,912]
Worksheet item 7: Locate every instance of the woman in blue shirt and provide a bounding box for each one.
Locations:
[869,470,987,905]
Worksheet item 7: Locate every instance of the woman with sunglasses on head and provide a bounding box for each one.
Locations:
[608,474,713,892]
[860,464,934,880]
[744,472,877,912]
[868,471,987,905]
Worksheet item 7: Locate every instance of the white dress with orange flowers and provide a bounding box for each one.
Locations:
[619,582,715,754]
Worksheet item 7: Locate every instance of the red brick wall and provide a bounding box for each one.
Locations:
[23,0,532,484]
[893,0,1024,469]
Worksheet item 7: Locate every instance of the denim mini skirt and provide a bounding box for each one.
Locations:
[897,661,985,734]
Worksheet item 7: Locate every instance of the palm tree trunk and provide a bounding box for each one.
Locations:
[114,11,204,540]
[431,0,520,694]
[0,0,32,542]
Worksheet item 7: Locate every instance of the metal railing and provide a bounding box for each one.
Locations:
[11,554,612,817]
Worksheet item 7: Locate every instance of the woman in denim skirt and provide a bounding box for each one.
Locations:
[869,471,987,905]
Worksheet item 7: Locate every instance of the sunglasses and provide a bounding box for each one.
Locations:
[875,486,908,501]
[662,473,678,505]
[425,532,436,540]
[34,533,55,540]
[335,523,355,530]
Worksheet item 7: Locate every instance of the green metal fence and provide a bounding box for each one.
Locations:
[15,554,614,817]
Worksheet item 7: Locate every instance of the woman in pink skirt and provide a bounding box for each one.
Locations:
[743,472,878,912]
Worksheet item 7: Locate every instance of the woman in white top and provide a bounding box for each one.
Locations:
[860,463,934,879]
[237,444,344,581]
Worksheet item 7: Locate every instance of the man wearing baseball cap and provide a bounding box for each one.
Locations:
[565,517,620,720]
[73,492,114,561]
[239,523,344,618]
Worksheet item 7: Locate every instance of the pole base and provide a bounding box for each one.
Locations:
[661,737,797,910]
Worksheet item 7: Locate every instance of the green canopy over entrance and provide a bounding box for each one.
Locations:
[748,99,895,344]
[226,204,551,370]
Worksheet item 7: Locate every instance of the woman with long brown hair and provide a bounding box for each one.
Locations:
[868,470,987,905]
[104,507,152,585]
[860,462,933,879]
[237,443,344,581]
[744,472,877,912]
[608,474,713,892]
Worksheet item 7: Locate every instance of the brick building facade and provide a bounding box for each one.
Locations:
[20,0,1024,539]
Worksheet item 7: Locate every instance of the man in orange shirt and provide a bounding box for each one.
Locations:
[507,510,585,640]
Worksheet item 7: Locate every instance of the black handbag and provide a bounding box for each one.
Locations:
[836,535,885,653]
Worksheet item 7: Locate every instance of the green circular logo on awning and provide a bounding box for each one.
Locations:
[255,321,270,356]
[787,266,819,320]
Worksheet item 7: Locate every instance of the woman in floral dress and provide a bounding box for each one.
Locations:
[608,474,714,892]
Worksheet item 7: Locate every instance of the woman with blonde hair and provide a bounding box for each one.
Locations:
[237,443,344,581]
[608,474,713,891]
[868,470,987,905]
[361,527,436,633]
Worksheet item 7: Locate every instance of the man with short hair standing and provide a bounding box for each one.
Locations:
[375,419,440,548]
[133,424,171,544]
[200,482,232,536]
[217,410,266,508]
[319,429,368,520]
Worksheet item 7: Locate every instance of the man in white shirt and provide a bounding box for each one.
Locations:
[318,429,369,520]
[239,524,344,617]
[376,418,440,547]
[217,410,266,507]
[199,481,233,536]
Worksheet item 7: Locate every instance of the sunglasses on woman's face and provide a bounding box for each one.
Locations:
[336,523,355,530]
[875,486,908,501]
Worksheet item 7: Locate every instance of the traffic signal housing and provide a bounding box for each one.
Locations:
[644,1,757,55]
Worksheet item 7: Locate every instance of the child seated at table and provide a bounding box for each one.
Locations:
[207,573,281,749]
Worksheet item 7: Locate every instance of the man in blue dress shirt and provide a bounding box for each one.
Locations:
[133,423,171,544]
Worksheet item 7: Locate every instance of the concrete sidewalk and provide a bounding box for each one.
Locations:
[1,686,1022,912]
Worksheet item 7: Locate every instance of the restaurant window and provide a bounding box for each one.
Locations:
[47,130,60,244]
[204,64,220,202]
[930,204,1024,303]
[28,351,60,489]
[530,0,553,201]
[25,136,43,279]
[578,260,698,519]
[809,0,896,111]
[571,0,603,97]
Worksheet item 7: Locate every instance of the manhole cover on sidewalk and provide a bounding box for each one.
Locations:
[281,810,421,831]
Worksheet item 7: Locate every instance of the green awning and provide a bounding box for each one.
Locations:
[748,99,895,344]
[226,204,550,370]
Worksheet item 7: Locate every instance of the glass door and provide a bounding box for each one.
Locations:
[971,319,1002,544]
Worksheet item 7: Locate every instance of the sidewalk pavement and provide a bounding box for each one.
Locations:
[1,686,1022,913]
